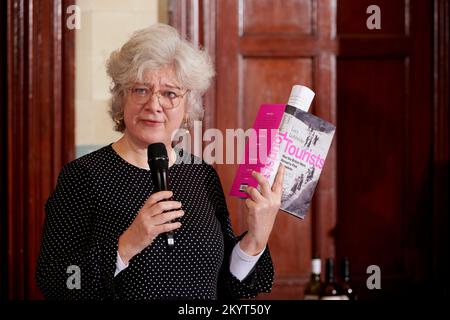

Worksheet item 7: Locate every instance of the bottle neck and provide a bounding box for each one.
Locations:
[325,258,335,283]
[341,258,351,282]
[326,273,335,283]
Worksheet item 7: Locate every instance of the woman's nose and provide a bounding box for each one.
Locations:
[144,93,163,113]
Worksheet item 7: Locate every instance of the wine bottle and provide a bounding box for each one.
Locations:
[304,257,322,300]
[340,257,357,300]
[320,258,349,300]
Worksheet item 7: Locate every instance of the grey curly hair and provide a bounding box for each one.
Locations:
[106,24,215,132]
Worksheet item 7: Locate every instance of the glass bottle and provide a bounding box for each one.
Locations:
[340,257,357,300]
[304,257,322,300]
[320,258,348,300]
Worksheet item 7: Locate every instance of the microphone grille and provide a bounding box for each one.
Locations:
[147,143,169,170]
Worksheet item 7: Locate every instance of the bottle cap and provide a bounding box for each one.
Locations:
[287,85,315,112]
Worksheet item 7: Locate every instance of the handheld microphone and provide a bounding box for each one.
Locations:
[147,143,175,249]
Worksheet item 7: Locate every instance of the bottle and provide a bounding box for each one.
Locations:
[304,256,322,300]
[320,258,349,300]
[340,257,357,300]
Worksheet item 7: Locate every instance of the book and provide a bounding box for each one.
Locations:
[229,85,336,219]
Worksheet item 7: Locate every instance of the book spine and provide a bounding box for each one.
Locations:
[260,124,284,186]
[229,104,285,198]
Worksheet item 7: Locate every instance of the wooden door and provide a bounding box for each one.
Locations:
[214,0,337,299]
[208,0,441,299]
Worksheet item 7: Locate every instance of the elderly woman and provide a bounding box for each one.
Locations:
[36,24,284,300]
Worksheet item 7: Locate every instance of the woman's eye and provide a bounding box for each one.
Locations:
[134,88,149,95]
[162,91,178,99]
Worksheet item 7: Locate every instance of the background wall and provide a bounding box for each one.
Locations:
[75,0,167,157]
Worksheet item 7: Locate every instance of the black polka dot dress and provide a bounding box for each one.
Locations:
[36,144,274,300]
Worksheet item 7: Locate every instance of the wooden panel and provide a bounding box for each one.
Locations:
[270,214,312,275]
[242,58,313,126]
[240,35,337,57]
[337,58,407,273]
[0,0,7,301]
[336,0,434,299]
[338,0,408,35]
[241,0,314,35]
[432,0,450,297]
[215,0,240,235]
[6,0,75,299]
[337,35,410,57]
[313,52,337,263]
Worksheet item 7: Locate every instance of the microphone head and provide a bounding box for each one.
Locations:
[147,143,169,170]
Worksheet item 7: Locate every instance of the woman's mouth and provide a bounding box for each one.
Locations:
[141,119,164,127]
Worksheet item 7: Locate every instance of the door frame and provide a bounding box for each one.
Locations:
[3,0,75,299]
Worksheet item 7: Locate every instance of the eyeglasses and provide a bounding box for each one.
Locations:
[128,85,189,110]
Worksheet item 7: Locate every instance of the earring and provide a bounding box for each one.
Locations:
[183,117,190,130]
[114,112,124,126]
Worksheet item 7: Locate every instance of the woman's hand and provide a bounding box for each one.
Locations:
[118,191,184,264]
[240,164,285,256]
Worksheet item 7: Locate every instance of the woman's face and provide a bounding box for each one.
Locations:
[122,65,186,147]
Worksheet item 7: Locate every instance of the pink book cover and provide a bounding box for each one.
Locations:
[229,104,286,198]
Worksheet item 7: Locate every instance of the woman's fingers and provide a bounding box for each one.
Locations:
[271,164,285,195]
[245,186,264,202]
[120,192,184,260]
[251,171,271,197]
[153,221,182,235]
[152,209,184,225]
[146,200,182,216]
[245,198,257,209]
[144,191,174,208]
[251,165,284,199]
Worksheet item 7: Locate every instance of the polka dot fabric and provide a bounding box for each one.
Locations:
[36,144,274,300]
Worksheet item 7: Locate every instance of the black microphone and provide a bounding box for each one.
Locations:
[147,143,175,249]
